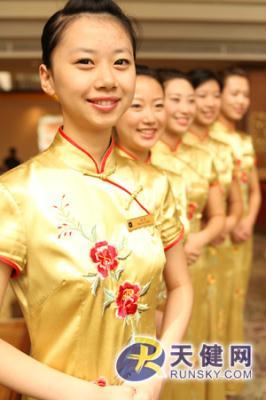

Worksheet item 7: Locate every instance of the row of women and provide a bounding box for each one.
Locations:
[115,63,261,400]
[0,0,261,400]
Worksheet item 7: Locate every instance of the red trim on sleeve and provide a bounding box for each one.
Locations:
[164,225,184,252]
[0,255,21,279]
[210,180,220,187]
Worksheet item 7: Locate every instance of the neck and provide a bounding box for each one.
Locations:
[62,119,112,166]
[219,113,236,132]
[161,129,182,151]
[118,142,150,163]
[190,122,209,140]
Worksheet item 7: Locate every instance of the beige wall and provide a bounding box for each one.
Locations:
[0,92,60,165]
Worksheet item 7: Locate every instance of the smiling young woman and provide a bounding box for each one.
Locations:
[211,67,261,397]
[0,2,192,400]
[152,68,225,400]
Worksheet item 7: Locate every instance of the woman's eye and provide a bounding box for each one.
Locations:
[171,98,180,103]
[76,58,93,65]
[155,103,164,109]
[115,59,130,66]
[131,103,142,109]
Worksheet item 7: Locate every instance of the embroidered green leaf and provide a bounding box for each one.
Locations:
[112,267,124,281]
[91,225,97,243]
[83,271,97,278]
[138,303,149,312]
[117,250,132,261]
[103,288,116,311]
[134,311,141,325]
[117,237,128,252]
[91,276,100,296]
[139,281,151,297]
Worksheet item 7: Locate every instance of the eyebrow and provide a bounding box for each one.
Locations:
[69,47,132,55]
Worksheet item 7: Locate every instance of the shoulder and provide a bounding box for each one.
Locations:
[0,148,54,197]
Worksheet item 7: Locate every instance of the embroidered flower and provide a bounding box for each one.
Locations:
[95,377,107,387]
[90,241,118,278]
[116,282,140,318]
[187,202,198,220]
[241,171,248,184]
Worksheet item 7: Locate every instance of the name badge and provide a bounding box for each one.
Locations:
[127,214,154,232]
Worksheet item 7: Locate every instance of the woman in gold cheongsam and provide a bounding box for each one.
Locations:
[212,67,261,397]
[152,69,225,400]
[115,65,189,238]
[0,2,193,400]
[188,68,243,400]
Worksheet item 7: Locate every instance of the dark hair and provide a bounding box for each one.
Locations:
[157,68,190,86]
[187,68,223,91]
[136,64,162,86]
[41,0,137,68]
[220,66,249,86]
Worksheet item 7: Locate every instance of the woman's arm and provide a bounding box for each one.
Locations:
[224,178,243,233]
[185,185,225,263]
[160,243,193,345]
[134,242,193,400]
[212,178,243,245]
[232,167,262,242]
[0,263,135,400]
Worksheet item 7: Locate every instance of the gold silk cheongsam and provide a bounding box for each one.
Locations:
[0,129,183,400]
[153,133,219,400]
[211,121,256,397]
[204,131,236,400]
[115,144,188,310]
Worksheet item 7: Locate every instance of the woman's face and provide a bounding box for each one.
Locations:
[39,15,136,134]
[221,75,250,121]
[116,75,165,154]
[194,80,221,126]
[163,78,196,135]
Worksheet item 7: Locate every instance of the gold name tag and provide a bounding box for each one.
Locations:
[127,214,154,232]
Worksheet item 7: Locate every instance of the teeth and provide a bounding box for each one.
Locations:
[94,101,114,106]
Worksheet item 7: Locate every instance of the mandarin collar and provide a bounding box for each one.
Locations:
[50,127,116,176]
[182,131,204,146]
[158,139,181,154]
[116,144,151,164]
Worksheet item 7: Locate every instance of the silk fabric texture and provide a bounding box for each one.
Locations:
[0,129,183,400]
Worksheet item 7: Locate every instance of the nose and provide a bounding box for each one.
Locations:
[94,64,117,91]
[143,107,156,124]
[205,95,215,108]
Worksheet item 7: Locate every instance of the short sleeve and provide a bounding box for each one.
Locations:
[0,183,26,278]
[155,178,184,251]
[209,161,220,187]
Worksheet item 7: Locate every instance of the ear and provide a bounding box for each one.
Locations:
[39,64,56,97]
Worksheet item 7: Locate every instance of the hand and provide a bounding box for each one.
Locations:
[102,383,136,399]
[184,233,204,265]
[211,229,227,246]
[133,378,163,400]
[231,217,253,243]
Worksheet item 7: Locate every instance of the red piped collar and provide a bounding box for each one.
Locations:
[116,144,151,164]
[49,127,116,175]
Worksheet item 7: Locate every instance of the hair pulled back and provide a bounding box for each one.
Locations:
[41,0,137,68]
[188,68,223,91]
[157,68,190,86]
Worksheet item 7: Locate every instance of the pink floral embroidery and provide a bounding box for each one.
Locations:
[90,241,119,278]
[53,194,152,335]
[116,282,140,318]
[187,202,198,220]
[241,171,248,184]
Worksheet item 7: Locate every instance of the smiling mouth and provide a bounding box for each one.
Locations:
[87,98,120,111]
[138,129,157,138]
